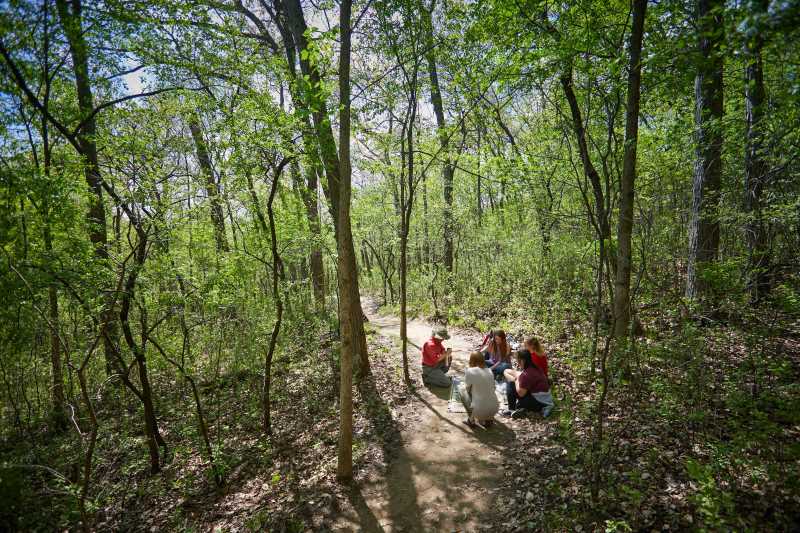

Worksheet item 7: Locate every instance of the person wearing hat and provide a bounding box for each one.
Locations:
[421,327,453,387]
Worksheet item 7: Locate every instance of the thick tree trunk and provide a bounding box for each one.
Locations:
[423,5,455,273]
[743,0,769,302]
[613,0,648,338]
[55,0,117,377]
[188,116,229,253]
[687,0,724,300]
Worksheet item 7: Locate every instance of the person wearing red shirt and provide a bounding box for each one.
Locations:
[525,337,548,377]
[421,327,452,387]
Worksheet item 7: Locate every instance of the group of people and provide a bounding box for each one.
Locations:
[421,328,554,428]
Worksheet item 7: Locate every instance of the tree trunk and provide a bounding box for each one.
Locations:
[743,0,769,302]
[613,0,647,338]
[55,0,117,378]
[283,0,369,378]
[335,0,355,482]
[687,0,724,300]
[119,231,167,474]
[422,2,455,273]
[560,68,611,242]
[188,116,229,253]
[45,224,66,428]
[39,46,66,427]
[298,153,326,310]
[399,88,418,386]
[263,160,289,435]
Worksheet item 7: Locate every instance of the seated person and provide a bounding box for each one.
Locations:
[524,336,549,378]
[480,329,513,380]
[459,351,500,428]
[421,327,452,387]
[502,350,555,418]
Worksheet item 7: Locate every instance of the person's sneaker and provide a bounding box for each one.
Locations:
[500,409,514,417]
[510,408,529,419]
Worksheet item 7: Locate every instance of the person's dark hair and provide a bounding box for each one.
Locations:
[516,349,533,370]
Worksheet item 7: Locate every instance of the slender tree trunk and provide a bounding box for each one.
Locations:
[119,232,166,474]
[743,0,769,302]
[422,171,430,265]
[687,0,724,300]
[613,0,648,338]
[263,160,288,435]
[188,116,229,253]
[336,0,356,482]
[560,68,611,242]
[399,95,417,386]
[422,3,455,273]
[477,124,482,226]
[44,225,66,428]
[38,29,67,426]
[299,156,326,310]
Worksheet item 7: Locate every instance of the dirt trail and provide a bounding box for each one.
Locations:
[334,301,516,532]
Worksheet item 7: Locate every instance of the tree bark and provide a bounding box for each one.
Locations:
[282,0,369,377]
[422,2,455,273]
[263,160,289,435]
[335,0,355,482]
[743,0,770,302]
[613,0,647,338]
[45,224,66,428]
[560,68,612,242]
[55,0,118,377]
[188,116,229,253]
[687,0,724,300]
[298,154,326,310]
[119,230,167,474]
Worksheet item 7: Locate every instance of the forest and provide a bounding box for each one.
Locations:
[1,0,799,531]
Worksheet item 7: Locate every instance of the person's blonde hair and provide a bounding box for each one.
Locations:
[469,351,485,368]
[525,337,543,355]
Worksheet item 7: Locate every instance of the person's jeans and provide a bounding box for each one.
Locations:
[490,362,511,379]
[506,381,546,411]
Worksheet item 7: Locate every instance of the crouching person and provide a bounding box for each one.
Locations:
[502,350,555,418]
[421,327,452,387]
[459,352,500,428]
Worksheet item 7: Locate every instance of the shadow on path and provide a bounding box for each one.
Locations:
[351,375,424,532]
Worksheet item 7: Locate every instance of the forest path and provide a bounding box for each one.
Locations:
[333,299,516,532]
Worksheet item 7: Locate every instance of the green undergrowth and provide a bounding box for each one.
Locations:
[0,313,410,531]
[369,274,800,531]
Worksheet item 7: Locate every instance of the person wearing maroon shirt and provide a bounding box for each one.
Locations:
[421,327,453,387]
[501,350,550,418]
